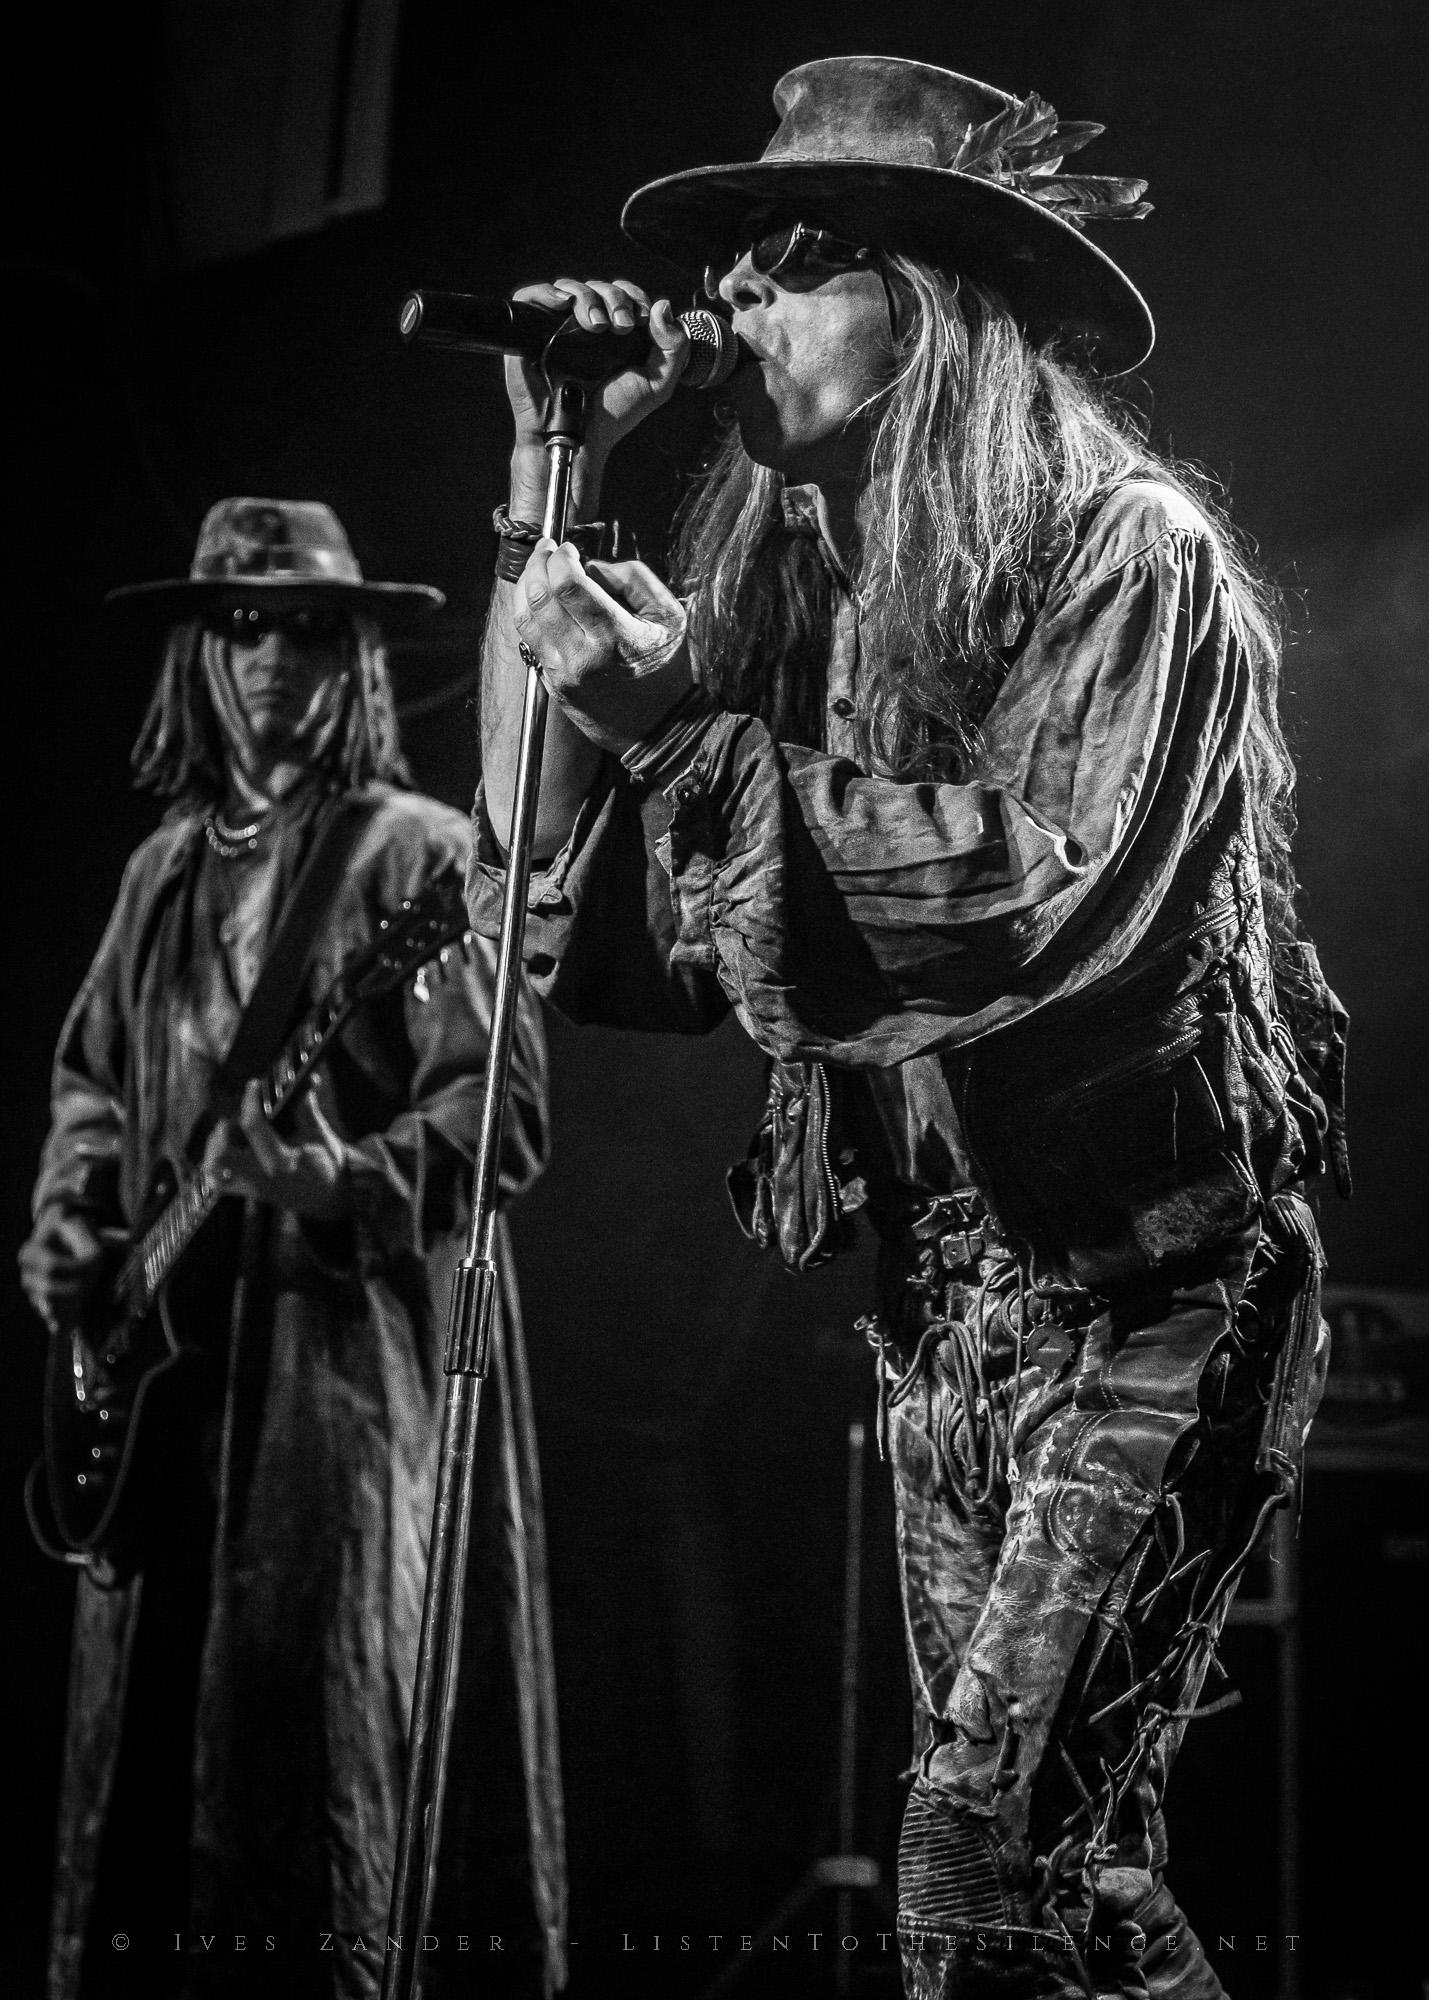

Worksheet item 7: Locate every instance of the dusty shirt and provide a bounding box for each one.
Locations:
[467,481,1344,1287]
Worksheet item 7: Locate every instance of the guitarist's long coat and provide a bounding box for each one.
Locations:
[33,783,565,1999]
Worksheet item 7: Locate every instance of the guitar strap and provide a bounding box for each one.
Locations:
[214,791,379,1098]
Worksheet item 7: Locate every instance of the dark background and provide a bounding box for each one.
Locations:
[6,2,1426,1996]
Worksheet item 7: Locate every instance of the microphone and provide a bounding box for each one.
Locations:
[398,289,744,390]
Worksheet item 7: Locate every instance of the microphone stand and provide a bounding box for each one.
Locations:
[380,367,586,2000]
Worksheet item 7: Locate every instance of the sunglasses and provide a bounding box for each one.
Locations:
[207,604,350,647]
[702,219,876,301]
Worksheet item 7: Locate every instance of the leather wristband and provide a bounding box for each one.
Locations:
[493,506,616,582]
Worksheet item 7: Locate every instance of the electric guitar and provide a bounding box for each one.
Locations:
[28,873,473,1581]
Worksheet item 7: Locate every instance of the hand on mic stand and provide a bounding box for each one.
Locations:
[462,277,717,855]
[512,543,693,759]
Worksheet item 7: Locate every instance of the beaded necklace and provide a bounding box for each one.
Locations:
[203,810,266,860]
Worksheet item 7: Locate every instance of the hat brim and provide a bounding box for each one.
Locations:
[622,160,1154,373]
[104,577,445,627]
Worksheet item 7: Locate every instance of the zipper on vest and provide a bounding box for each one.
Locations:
[1037,1017,1205,1113]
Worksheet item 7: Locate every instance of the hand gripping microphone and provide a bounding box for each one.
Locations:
[397,289,744,389]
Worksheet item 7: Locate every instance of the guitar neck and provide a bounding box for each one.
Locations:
[114,876,468,1320]
[119,988,353,1317]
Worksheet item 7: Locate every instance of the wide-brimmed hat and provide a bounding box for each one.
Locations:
[106,499,444,624]
[622,54,1155,372]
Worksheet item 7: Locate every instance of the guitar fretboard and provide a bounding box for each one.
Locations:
[123,1171,222,1316]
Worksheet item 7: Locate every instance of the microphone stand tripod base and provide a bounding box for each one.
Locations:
[698,1399,897,1998]
[698,1853,895,2000]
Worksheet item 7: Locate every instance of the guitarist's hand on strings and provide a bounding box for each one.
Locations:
[203,1079,351,1221]
[18,1212,109,1336]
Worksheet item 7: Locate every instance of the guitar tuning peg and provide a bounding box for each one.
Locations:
[413,965,432,1005]
[460,932,474,961]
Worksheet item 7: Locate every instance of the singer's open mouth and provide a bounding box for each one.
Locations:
[728,327,775,367]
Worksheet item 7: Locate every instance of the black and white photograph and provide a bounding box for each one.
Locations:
[6,5,1426,1999]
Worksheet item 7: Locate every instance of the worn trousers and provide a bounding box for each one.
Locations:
[878,1192,1325,2000]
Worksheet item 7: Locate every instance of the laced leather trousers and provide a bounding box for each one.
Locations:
[879,1194,1324,2000]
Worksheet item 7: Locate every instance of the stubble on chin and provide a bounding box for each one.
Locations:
[730,372,784,473]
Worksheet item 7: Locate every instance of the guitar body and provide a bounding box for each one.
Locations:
[33,1158,230,1583]
[28,872,472,1582]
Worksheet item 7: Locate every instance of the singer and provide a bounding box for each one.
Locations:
[469,56,1348,2000]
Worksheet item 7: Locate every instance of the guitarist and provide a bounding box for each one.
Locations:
[18,500,565,1999]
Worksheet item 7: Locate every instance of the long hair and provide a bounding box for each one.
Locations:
[131,611,411,807]
[674,259,1304,959]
